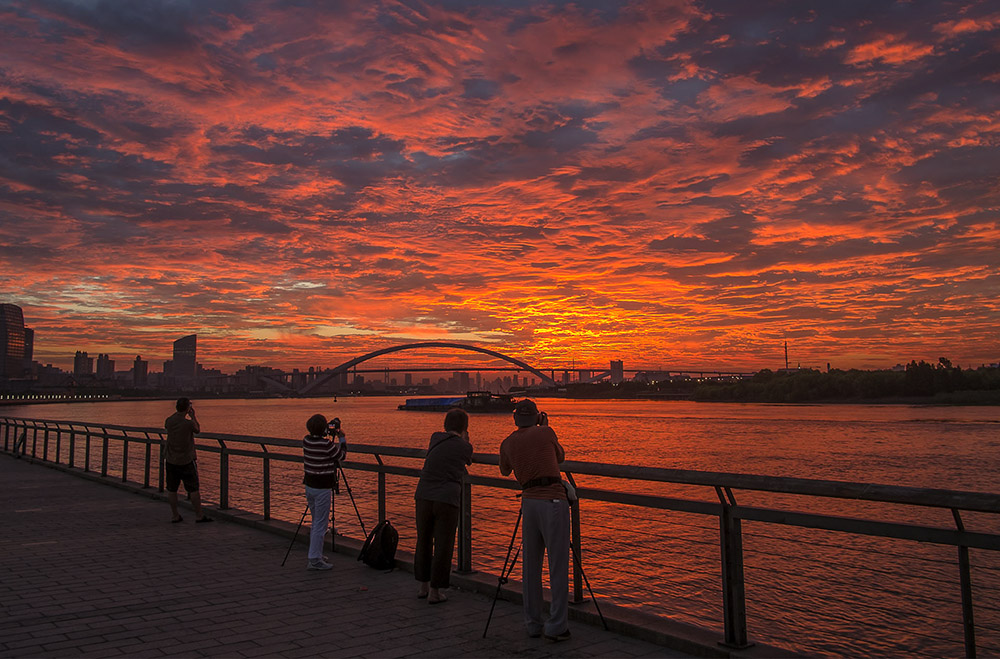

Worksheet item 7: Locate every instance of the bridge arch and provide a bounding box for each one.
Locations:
[299,341,557,394]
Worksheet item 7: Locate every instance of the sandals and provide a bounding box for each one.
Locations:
[428,594,448,604]
[171,516,183,523]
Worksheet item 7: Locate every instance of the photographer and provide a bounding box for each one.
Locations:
[302,414,346,571]
[498,399,570,642]
[164,398,211,524]
[413,408,473,604]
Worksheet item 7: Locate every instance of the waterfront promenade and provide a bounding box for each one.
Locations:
[1,455,698,659]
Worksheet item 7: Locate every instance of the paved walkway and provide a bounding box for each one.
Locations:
[0,455,689,658]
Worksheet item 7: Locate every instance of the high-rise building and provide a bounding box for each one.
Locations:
[23,327,34,373]
[74,351,93,377]
[133,355,148,387]
[173,334,197,381]
[0,303,26,379]
[96,353,115,379]
[610,359,624,384]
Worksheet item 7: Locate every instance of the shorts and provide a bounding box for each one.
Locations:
[165,461,200,493]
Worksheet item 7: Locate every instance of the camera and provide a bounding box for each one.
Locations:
[327,417,341,435]
[538,411,548,426]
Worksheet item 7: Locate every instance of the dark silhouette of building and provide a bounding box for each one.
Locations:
[133,355,148,387]
[74,351,94,377]
[173,334,197,381]
[0,303,26,379]
[611,359,624,384]
[96,353,115,379]
[23,327,34,375]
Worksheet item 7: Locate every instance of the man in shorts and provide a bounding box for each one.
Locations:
[164,398,212,523]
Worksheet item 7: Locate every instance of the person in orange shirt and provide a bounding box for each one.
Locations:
[498,399,570,642]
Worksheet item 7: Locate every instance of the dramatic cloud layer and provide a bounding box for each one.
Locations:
[1,0,998,372]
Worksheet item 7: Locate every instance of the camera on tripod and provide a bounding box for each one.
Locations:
[325,417,346,492]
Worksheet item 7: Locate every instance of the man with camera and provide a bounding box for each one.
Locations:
[164,398,212,523]
[499,399,570,642]
[302,414,346,570]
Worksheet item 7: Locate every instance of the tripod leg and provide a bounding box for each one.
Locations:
[281,503,310,567]
[330,488,336,553]
[483,507,523,638]
[570,540,608,630]
[339,466,367,537]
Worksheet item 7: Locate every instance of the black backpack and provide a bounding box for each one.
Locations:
[358,520,398,571]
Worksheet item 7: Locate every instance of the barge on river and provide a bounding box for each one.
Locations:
[397,391,516,413]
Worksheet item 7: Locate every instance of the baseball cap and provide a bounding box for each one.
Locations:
[513,399,539,427]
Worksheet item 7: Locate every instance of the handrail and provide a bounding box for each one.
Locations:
[1,414,996,657]
[4,415,999,512]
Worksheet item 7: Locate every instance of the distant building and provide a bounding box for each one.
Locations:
[96,353,115,379]
[23,327,34,374]
[610,359,624,384]
[0,303,26,379]
[133,355,148,387]
[74,351,93,377]
[172,334,197,381]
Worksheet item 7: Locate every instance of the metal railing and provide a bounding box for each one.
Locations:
[3,415,999,657]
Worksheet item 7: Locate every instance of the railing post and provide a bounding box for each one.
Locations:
[101,429,109,477]
[143,433,152,488]
[571,499,584,604]
[3,419,8,451]
[121,432,129,483]
[43,426,50,461]
[31,425,38,457]
[457,477,473,573]
[69,430,76,468]
[375,454,386,522]
[717,486,751,649]
[261,445,271,521]
[84,430,92,472]
[157,438,164,493]
[219,440,229,510]
[55,427,62,465]
[953,510,977,658]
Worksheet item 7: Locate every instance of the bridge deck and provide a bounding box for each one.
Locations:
[1,454,692,658]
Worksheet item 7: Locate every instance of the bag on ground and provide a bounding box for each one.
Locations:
[358,520,398,570]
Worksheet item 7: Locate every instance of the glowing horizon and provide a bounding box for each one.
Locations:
[1,1,998,373]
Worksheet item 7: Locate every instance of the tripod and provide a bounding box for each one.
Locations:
[281,464,367,566]
[483,500,607,637]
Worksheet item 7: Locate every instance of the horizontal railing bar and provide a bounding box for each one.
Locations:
[577,486,724,517]
[735,505,1000,551]
[5,415,1000,513]
[556,461,1000,513]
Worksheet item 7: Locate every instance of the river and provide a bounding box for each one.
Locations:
[4,397,999,657]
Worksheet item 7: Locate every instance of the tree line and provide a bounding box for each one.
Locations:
[692,359,1000,404]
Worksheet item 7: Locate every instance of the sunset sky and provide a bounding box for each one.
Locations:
[1,0,998,374]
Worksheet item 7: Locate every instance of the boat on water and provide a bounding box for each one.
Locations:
[397,390,517,413]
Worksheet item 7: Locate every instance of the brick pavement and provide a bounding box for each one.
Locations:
[1,455,691,658]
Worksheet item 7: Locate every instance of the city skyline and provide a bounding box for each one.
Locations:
[2,1,998,373]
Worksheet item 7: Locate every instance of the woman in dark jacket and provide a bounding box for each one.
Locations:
[414,408,473,603]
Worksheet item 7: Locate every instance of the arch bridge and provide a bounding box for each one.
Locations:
[298,341,558,394]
